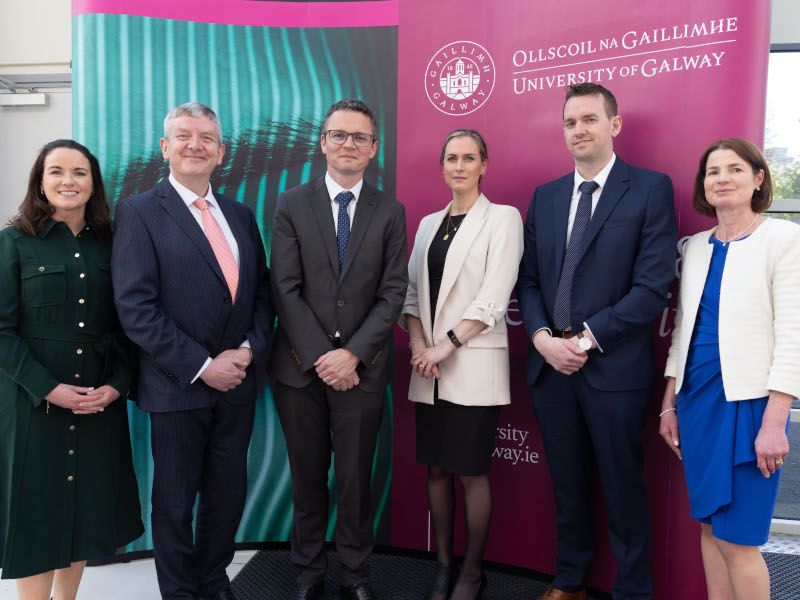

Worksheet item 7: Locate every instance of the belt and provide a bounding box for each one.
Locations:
[551,329,575,339]
[19,322,128,382]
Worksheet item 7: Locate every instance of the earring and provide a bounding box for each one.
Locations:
[756,186,761,191]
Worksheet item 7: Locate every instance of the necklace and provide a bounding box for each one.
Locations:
[443,213,461,240]
[715,213,760,245]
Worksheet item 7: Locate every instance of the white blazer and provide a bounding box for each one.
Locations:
[401,194,524,406]
[665,218,800,401]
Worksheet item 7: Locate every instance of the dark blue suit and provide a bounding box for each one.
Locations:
[112,179,273,599]
[518,158,676,599]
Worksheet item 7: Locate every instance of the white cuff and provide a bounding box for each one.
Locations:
[583,321,603,353]
[192,357,213,383]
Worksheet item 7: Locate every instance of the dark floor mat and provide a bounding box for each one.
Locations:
[765,552,800,600]
[231,549,610,599]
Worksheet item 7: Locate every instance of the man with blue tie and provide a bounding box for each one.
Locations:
[518,83,677,600]
[268,98,407,600]
[112,102,273,600]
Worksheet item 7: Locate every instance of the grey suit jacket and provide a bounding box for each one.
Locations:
[268,175,408,392]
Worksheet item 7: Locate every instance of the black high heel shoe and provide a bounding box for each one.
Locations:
[424,562,458,600]
[449,571,487,600]
[473,572,487,599]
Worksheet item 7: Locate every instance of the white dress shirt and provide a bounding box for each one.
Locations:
[169,173,240,264]
[168,174,248,382]
[325,171,362,234]
[533,155,616,351]
[566,153,616,245]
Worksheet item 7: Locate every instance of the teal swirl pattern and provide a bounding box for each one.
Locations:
[72,13,398,552]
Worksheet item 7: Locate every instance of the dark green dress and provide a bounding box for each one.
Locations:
[0,220,143,579]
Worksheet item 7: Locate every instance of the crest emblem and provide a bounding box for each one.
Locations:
[425,41,496,116]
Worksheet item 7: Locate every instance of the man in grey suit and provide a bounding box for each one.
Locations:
[269,98,407,600]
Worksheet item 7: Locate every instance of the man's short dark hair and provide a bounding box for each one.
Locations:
[564,83,618,118]
[321,98,379,140]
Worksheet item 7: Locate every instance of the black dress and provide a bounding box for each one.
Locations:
[415,214,501,475]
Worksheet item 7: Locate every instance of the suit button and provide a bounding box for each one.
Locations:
[337,299,345,307]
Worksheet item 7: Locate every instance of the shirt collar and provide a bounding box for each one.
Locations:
[573,153,616,195]
[38,219,94,239]
[169,173,219,209]
[325,171,363,203]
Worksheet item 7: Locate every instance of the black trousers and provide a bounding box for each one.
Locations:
[150,399,255,600]
[531,365,652,600]
[274,380,384,586]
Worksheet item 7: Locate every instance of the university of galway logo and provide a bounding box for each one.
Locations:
[425,41,496,116]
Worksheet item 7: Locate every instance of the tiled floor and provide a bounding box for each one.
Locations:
[0,550,255,599]
[762,533,800,556]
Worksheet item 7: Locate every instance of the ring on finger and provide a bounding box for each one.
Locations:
[776,457,785,466]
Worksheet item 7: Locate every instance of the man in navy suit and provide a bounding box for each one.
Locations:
[112,102,273,600]
[518,83,677,600]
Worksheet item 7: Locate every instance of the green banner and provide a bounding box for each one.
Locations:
[72,13,398,551]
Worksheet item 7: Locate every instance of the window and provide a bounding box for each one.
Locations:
[765,47,800,525]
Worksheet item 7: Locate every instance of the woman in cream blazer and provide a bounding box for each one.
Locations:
[660,138,800,600]
[401,129,523,600]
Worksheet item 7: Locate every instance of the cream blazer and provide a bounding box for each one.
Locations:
[664,218,800,401]
[401,194,524,406]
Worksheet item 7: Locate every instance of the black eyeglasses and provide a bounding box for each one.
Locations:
[323,130,376,147]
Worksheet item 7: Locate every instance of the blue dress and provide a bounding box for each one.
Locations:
[677,235,782,546]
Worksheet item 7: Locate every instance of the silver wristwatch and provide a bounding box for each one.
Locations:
[576,333,592,352]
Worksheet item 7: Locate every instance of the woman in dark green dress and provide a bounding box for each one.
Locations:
[0,140,143,600]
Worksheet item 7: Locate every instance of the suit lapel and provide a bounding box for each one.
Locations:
[553,175,572,274]
[308,177,341,278]
[684,236,714,321]
[577,159,630,263]
[433,194,490,327]
[419,205,450,337]
[340,183,378,282]
[158,180,228,289]
[217,195,249,304]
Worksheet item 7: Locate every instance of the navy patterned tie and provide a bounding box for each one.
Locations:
[552,180,599,330]
[335,191,354,270]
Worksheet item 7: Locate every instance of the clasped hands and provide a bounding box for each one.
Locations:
[533,330,590,375]
[200,347,252,392]
[45,383,121,414]
[409,339,454,379]
[315,348,360,391]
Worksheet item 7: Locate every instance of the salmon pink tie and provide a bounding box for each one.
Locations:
[193,198,239,303]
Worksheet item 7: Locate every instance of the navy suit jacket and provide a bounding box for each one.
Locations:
[112,178,273,412]
[517,158,677,391]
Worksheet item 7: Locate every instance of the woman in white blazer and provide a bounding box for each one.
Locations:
[660,138,800,600]
[401,130,523,600]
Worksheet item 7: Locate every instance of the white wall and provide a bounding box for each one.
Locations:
[0,1,70,75]
[772,0,800,46]
[0,1,798,222]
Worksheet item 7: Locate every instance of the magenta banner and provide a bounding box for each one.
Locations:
[392,1,770,598]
